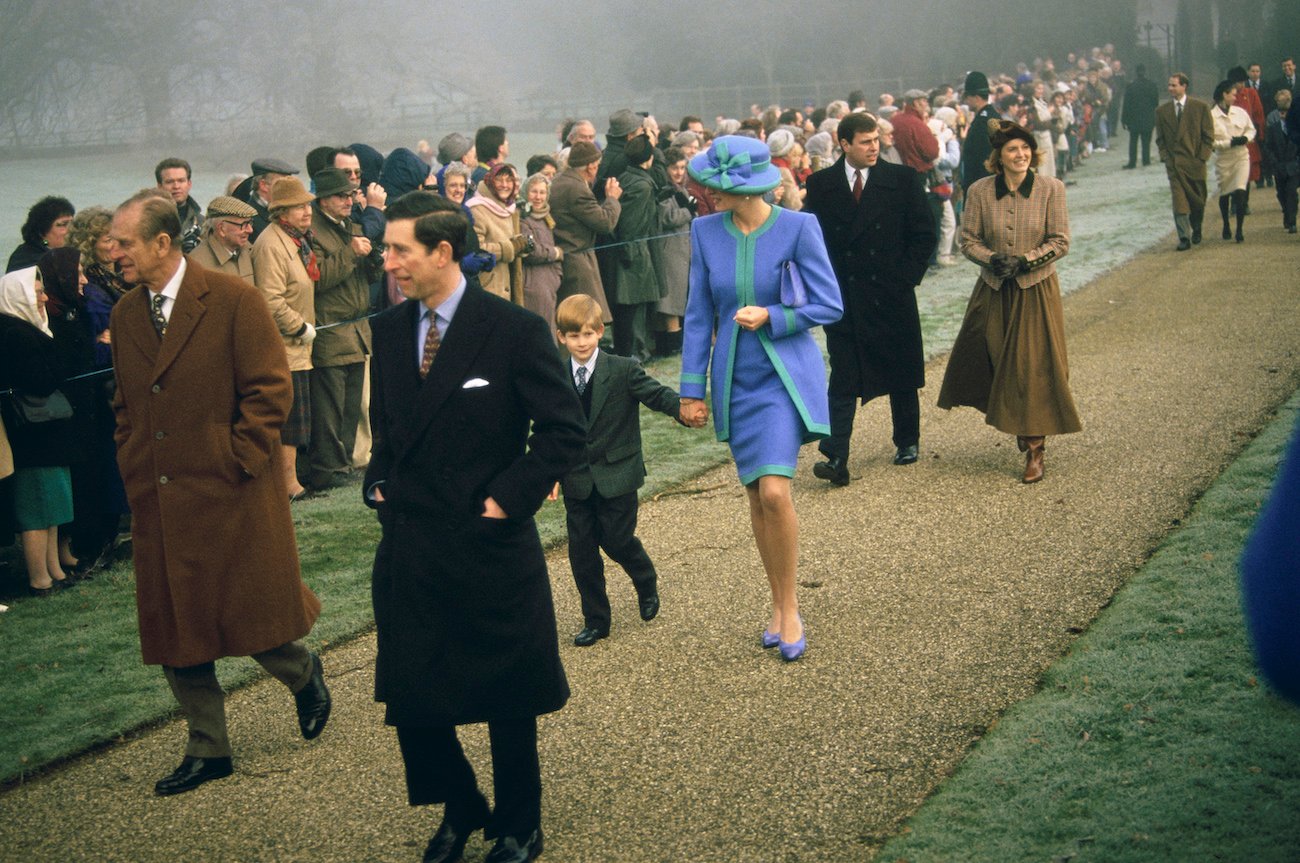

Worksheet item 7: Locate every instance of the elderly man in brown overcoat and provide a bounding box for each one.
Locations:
[551,141,621,326]
[108,189,330,797]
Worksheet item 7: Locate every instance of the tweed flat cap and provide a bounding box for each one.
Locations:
[205,195,257,219]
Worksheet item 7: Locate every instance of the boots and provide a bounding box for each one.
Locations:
[1019,436,1045,483]
[1232,189,1247,242]
[1220,195,1232,239]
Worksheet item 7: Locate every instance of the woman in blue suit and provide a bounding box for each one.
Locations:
[680,135,842,661]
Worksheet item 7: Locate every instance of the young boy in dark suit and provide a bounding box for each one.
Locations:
[554,294,697,646]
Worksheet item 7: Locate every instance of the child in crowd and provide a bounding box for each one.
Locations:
[552,294,694,646]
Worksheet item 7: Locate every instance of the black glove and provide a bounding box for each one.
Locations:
[989,253,1018,280]
[1231,136,1248,147]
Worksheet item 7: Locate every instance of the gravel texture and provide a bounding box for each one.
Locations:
[2,193,1298,863]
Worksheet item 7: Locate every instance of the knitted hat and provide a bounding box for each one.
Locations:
[437,132,472,165]
[268,177,314,210]
[567,141,601,168]
[805,131,833,158]
[205,195,257,220]
[608,108,643,138]
[687,135,781,195]
[767,128,796,158]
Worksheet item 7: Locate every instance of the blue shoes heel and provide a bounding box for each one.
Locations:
[761,627,780,649]
[778,617,806,662]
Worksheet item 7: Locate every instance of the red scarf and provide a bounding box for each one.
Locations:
[280,223,320,281]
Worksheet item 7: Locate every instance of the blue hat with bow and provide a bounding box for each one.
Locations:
[687,135,782,195]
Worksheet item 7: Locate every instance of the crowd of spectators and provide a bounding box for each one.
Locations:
[4,40,1297,602]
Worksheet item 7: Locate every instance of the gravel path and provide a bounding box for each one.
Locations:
[3,190,1298,863]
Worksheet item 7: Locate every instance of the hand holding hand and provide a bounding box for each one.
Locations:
[680,398,708,428]
[733,305,770,331]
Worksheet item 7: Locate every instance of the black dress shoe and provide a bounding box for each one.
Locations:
[893,444,919,465]
[484,828,543,863]
[573,626,608,647]
[1175,237,1192,251]
[638,593,660,621]
[423,815,488,863]
[294,652,331,740]
[154,755,233,796]
[1191,227,1202,244]
[812,457,849,486]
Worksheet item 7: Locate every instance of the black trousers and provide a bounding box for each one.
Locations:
[308,361,365,488]
[819,390,920,461]
[396,717,540,840]
[612,301,655,362]
[1276,173,1298,228]
[564,489,657,631]
[1128,129,1152,166]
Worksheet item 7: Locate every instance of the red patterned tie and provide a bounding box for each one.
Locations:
[418,316,441,379]
[852,170,863,204]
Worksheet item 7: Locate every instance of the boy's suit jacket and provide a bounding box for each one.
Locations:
[561,350,680,501]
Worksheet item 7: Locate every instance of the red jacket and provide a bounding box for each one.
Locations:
[891,107,940,174]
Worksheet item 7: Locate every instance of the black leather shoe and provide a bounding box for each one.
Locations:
[573,626,608,647]
[812,457,849,486]
[484,828,543,863]
[638,593,660,621]
[1191,227,1202,244]
[423,815,488,863]
[154,755,233,796]
[893,444,919,465]
[294,652,331,740]
[1175,237,1191,251]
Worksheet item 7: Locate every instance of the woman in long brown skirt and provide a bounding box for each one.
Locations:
[938,119,1082,483]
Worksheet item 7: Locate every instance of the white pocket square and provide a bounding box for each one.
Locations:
[462,378,490,389]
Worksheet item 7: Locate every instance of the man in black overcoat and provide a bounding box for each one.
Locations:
[1121,64,1161,168]
[365,191,584,863]
[961,71,1001,191]
[803,111,936,485]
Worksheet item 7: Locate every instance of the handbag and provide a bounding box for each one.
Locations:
[779,260,807,308]
[5,389,73,427]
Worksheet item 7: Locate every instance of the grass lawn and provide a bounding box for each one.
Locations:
[0,150,1177,784]
[876,395,1300,863]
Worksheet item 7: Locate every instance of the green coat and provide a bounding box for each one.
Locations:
[611,166,662,305]
[310,207,381,367]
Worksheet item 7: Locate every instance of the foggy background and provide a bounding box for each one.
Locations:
[3,0,1295,160]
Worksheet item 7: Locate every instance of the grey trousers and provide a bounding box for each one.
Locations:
[308,361,365,488]
[163,640,313,758]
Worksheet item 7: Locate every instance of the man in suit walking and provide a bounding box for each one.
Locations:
[1121,64,1160,168]
[803,111,936,486]
[1155,72,1216,251]
[108,190,330,796]
[365,191,584,863]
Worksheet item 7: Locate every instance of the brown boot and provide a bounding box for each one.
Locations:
[1022,436,1045,483]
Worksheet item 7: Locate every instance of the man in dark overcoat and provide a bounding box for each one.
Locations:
[552,141,621,324]
[1121,64,1160,169]
[803,111,936,485]
[365,191,584,863]
[109,190,330,797]
[961,71,1001,191]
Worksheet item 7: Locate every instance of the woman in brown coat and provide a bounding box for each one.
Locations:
[466,163,526,303]
[937,119,1082,483]
[250,178,318,498]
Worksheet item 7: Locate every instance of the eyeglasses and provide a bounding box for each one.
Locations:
[222,219,253,229]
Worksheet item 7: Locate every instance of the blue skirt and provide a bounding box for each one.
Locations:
[726,331,803,485]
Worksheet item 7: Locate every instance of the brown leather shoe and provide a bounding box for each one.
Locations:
[1022,437,1045,484]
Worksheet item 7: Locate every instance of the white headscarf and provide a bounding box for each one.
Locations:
[0,267,51,337]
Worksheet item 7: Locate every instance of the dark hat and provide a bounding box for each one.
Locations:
[625,135,654,165]
[268,176,315,210]
[251,157,299,176]
[312,167,359,198]
[608,108,643,138]
[987,118,1036,151]
[688,135,781,195]
[567,141,602,168]
[206,195,257,220]
[963,70,990,97]
[437,132,472,164]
